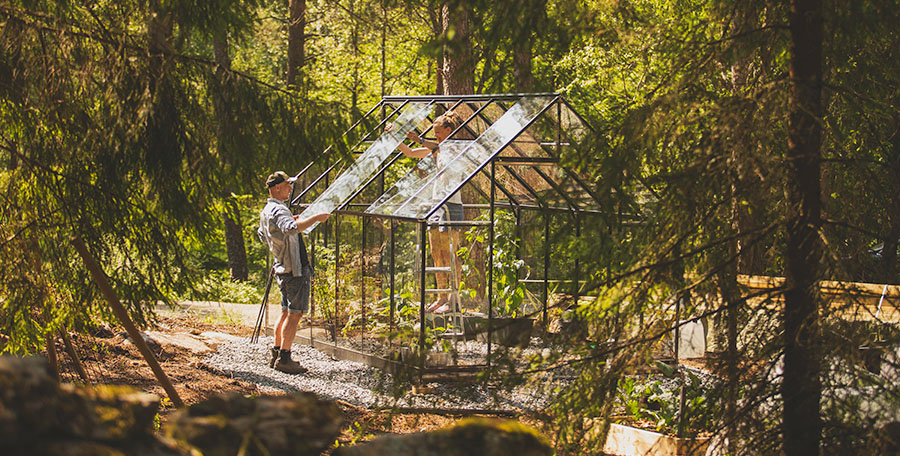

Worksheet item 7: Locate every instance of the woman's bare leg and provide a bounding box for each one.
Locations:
[429,230,451,306]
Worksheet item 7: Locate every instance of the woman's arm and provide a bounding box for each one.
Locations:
[399,143,432,159]
[386,124,434,158]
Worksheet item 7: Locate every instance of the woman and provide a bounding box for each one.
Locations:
[392,111,465,312]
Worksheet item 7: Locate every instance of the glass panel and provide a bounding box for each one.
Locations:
[298,102,433,233]
[366,96,555,219]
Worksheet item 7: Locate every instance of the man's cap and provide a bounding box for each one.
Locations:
[266,171,296,188]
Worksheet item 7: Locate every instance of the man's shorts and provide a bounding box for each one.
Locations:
[427,202,464,232]
[277,274,310,315]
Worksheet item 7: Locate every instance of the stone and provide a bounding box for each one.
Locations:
[0,355,185,456]
[0,355,63,444]
[333,418,551,456]
[165,392,344,456]
[199,331,245,343]
[56,383,160,441]
[123,331,163,353]
[144,330,212,353]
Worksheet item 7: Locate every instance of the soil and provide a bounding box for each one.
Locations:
[50,315,494,449]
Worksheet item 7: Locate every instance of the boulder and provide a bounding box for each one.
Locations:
[165,391,345,456]
[0,355,183,456]
[334,417,551,456]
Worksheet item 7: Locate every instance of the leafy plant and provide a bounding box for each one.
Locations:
[460,210,532,317]
[372,291,439,353]
[614,366,714,437]
[491,211,530,317]
[201,308,243,326]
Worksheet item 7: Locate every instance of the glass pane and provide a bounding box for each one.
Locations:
[367,96,555,219]
[299,102,433,233]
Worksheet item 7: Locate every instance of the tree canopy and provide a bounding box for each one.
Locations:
[3,0,900,454]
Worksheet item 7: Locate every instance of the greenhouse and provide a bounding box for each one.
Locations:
[275,93,607,377]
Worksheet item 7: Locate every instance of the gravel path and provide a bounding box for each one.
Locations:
[202,335,556,411]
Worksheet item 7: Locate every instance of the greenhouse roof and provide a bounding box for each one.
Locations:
[292,93,598,232]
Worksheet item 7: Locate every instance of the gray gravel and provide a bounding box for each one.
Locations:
[202,335,557,411]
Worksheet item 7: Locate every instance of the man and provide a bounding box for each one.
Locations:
[257,171,329,374]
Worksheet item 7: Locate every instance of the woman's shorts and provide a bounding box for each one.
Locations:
[277,273,310,314]
[428,203,464,232]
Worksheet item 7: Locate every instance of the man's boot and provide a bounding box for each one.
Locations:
[274,349,308,374]
[268,347,279,368]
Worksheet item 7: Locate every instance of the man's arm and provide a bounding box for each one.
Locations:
[293,213,330,232]
[256,225,266,244]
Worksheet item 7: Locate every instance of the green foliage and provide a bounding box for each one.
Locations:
[201,308,245,326]
[3,0,900,453]
[0,0,344,352]
[614,366,713,437]
[490,210,529,317]
[179,270,263,305]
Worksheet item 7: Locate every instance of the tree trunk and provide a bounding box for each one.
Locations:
[511,0,544,93]
[350,0,360,112]
[286,0,306,89]
[145,0,181,206]
[441,0,474,95]
[213,35,249,281]
[512,41,533,93]
[223,200,249,281]
[720,8,756,450]
[881,126,900,283]
[783,0,823,454]
[431,6,444,95]
[380,0,387,97]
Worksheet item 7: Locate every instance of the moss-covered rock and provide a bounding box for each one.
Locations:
[0,355,187,455]
[57,383,160,441]
[334,417,551,456]
[0,355,65,444]
[164,391,345,456]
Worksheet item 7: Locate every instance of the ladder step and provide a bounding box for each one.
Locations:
[425,288,452,293]
[425,267,452,273]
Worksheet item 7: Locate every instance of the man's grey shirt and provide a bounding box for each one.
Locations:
[257,198,309,278]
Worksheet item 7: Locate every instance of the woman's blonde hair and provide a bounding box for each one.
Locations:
[434,110,462,131]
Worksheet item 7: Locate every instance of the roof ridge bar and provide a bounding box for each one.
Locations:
[382,92,559,102]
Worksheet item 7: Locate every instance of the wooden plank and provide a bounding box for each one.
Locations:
[738,275,900,322]
[603,423,708,456]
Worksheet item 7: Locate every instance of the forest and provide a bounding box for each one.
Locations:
[2,0,900,454]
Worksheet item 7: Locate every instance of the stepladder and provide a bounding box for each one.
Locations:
[421,219,465,342]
